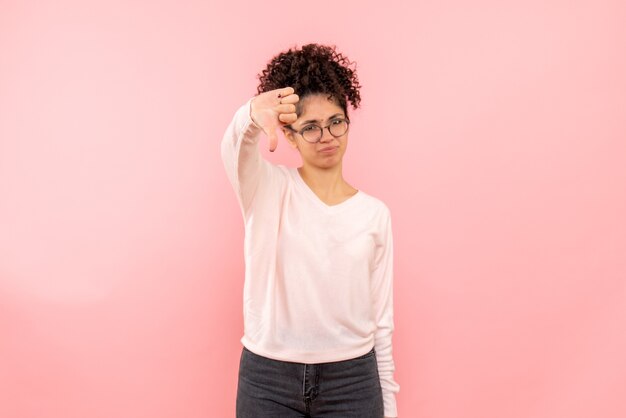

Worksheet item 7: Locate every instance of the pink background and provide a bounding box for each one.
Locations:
[1,1,625,417]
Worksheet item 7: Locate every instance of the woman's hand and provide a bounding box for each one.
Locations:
[250,86,300,152]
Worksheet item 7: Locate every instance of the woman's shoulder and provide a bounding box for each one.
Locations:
[355,189,392,217]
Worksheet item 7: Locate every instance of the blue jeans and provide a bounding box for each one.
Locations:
[236,345,384,417]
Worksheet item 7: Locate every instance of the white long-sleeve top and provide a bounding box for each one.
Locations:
[220,97,400,417]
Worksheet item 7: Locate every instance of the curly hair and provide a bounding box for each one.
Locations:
[255,43,362,120]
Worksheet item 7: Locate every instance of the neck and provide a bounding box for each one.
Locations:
[298,163,347,198]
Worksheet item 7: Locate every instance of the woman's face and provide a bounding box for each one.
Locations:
[282,94,349,169]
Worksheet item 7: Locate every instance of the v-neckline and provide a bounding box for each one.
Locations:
[292,167,362,212]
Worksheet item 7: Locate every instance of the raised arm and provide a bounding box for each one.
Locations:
[219,87,299,220]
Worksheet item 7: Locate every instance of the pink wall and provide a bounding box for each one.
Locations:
[1,1,625,417]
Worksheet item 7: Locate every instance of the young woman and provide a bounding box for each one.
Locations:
[221,43,400,418]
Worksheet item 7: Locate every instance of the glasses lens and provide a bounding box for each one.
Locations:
[329,120,348,137]
[302,125,322,142]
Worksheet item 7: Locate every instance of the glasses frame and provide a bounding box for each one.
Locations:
[284,118,351,144]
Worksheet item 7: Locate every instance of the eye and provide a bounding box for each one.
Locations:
[302,125,317,132]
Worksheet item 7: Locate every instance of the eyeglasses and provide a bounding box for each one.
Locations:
[284,118,350,143]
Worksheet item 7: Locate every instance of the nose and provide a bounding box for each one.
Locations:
[319,126,335,143]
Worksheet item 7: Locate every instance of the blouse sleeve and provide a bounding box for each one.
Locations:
[220,97,276,221]
[371,207,401,417]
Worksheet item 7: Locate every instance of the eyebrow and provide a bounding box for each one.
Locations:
[300,113,345,125]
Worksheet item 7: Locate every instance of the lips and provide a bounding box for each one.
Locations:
[319,146,338,152]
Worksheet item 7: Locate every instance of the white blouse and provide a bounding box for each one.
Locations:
[220,97,400,417]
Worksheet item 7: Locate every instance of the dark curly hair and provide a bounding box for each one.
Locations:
[255,43,362,120]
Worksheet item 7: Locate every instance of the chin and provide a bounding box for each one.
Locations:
[320,158,343,169]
